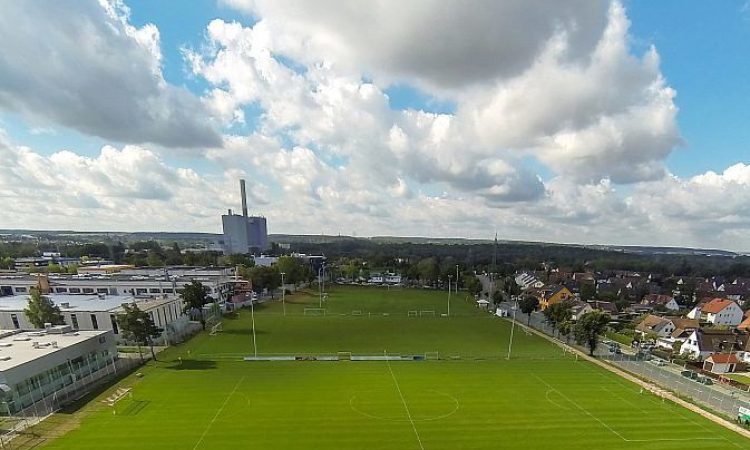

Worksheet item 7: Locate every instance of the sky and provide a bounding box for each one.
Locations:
[1,0,749,251]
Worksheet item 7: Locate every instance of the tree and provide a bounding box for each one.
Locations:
[276,256,303,285]
[491,289,504,306]
[181,281,210,330]
[464,274,482,297]
[518,295,539,325]
[543,301,573,337]
[249,266,282,298]
[117,303,162,362]
[503,276,520,298]
[579,283,596,301]
[574,310,611,356]
[24,288,63,328]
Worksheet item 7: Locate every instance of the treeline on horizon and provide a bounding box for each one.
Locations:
[2,239,750,279]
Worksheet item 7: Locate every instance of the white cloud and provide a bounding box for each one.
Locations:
[0,0,220,148]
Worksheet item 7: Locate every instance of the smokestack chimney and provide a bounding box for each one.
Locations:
[240,179,248,217]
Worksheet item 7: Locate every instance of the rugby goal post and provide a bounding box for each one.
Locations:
[304,308,327,316]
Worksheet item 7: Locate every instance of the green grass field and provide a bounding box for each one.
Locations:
[31,286,749,449]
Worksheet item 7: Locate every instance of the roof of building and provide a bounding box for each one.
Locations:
[738,316,750,332]
[693,329,744,352]
[701,298,737,314]
[0,329,111,372]
[641,294,674,305]
[706,353,739,364]
[0,294,177,313]
[636,315,671,334]
[589,301,618,314]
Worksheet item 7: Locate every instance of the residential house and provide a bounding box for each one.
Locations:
[570,301,593,321]
[703,353,739,374]
[640,294,679,311]
[699,298,744,326]
[538,285,574,311]
[588,300,619,318]
[515,273,544,291]
[680,329,744,361]
[655,318,699,351]
[635,315,675,339]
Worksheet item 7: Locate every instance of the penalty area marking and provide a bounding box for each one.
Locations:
[192,376,246,450]
[386,355,425,450]
[349,390,460,422]
[533,374,723,444]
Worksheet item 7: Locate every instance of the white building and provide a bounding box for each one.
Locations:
[514,273,544,290]
[0,327,116,415]
[699,298,743,326]
[680,329,739,361]
[703,353,739,374]
[0,268,233,302]
[0,294,188,344]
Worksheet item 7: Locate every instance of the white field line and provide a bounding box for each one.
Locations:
[385,356,425,450]
[192,376,246,450]
[533,374,724,444]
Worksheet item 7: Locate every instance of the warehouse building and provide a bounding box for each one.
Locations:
[0,327,116,415]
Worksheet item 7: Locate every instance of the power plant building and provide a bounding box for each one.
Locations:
[222,180,269,254]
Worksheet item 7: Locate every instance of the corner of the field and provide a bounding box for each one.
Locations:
[510,319,750,440]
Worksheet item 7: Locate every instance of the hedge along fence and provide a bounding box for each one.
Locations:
[605,331,633,346]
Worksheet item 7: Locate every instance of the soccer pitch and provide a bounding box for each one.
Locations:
[34,286,749,449]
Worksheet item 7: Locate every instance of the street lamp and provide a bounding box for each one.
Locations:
[448,274,452,317]
[280,272,286,316]
[455,264,459,295]
[318,264,326,308]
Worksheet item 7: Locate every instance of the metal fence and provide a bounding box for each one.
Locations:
[519,308,750,420]
[0,357,142,449]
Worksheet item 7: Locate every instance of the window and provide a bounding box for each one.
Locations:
[55,288,68,293]
[96,288,108,294]
[149,288,160,294]
[110,314,118,334]
[70,314,79,330]
[82,288,94,294]
[15,287,26,293]
[90,314,98,330]
[10,314,19,329]
[163,288,173,294]
[136,288,147,295]
[69,288,81,294]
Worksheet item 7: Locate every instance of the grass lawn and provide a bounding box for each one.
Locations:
[26,286,750,449]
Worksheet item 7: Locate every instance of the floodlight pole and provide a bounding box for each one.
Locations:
[448,275,452,317]
[250,298,258,358]
[280,272,286,316]
[318,265,325,308]
[507,300,517,360]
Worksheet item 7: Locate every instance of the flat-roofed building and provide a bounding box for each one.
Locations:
[0,267,233,302]
[0,327,116,415]
[0,294,188,344]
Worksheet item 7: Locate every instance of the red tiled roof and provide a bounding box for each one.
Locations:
[701,298,736,314]
[738,316,750,332]
[707,353,738,364]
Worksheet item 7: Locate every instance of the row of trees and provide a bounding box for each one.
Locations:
[541,300,610,355]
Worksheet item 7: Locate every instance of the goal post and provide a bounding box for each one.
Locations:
[419,310,436,317]
[407,311,418,317]
[338,351,352,361]
[209,322,223,336]
[351,310,363,316]
[304,308,327,316]
[425,351,439,361]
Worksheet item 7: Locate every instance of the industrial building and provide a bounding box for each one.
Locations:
[221,179,269,254]
[0,266,234,302]
[0,294,188,344]
[0,327,116,415]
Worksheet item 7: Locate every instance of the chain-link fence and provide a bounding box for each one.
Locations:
[517,308,750,420]
[0,357,142,449]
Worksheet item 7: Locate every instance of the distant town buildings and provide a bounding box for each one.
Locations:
[221,179,269,255]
